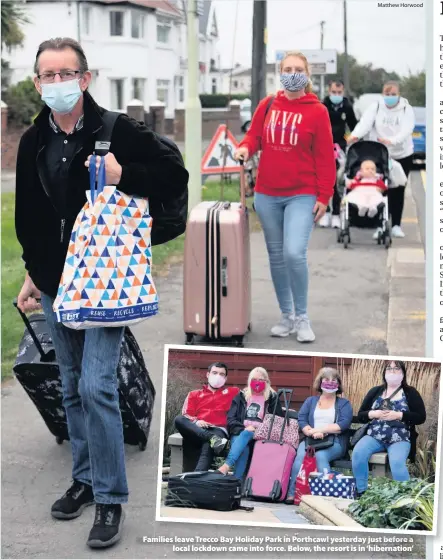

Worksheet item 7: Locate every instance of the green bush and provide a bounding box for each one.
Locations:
[199,93,250,108]
[348,477,434,530]
[4,77,43,127]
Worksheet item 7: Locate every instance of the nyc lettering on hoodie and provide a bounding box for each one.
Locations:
[238,91,336,206]
[351,97,415,159]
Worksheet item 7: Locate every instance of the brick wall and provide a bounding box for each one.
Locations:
[2,127,25,170]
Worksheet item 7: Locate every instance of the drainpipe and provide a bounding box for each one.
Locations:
[77,0,81,43]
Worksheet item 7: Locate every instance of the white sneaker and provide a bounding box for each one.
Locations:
[318,213,331,228]
[271,314,296,337]
[331,215,341,229]
[295,315,316,343]
[372,227,382,240]
[392,225,405,238]
[367,207,378,218]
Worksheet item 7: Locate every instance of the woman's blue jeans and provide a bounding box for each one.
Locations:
[287,439,345,496]
[41,293,128,504]
[225,429,254,479]
[352,435,411,492]
[254,193,316,317]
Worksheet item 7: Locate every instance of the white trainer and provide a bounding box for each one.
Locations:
[392,225,405,238]
[271,314,296,337]
[318,213,331,228]
[295,315,316,343]
[331,215,341,229]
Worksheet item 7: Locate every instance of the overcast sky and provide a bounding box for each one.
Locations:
[212,0,425,77]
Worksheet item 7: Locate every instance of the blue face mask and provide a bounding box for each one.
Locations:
[41,79,82,114]
[329,95,343,105]
[280,72,309,92]
[384,95,399,108]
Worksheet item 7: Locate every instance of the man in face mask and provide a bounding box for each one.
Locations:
[320,80,358,228]
[15,37,188,549]
[175,363,240,471]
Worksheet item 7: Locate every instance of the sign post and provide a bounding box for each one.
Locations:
[275,49,337,95]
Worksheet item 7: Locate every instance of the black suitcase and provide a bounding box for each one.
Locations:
[165,471,254,512]
[12,301,155,451]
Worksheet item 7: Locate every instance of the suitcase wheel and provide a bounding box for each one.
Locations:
[185,333,195,345]
[138,441,147,451]
[233,335,244,348]
[247,323,252,332]
[55,436,64,445]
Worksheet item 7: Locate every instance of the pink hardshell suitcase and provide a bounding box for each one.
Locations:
[244,389,296,502]
[183,161,251,346]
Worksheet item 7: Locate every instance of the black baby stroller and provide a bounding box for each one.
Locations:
[337,140,392,249]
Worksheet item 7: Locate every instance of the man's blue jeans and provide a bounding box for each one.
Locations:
[352,435,411,492]
[225,429,254,479]
[41,293,128,504]
[287,439,345,496]
[254,193,316,317]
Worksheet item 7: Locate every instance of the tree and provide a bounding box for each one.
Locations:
[400,71,425,107]
[1,1,29,93]
[3,77,43,127]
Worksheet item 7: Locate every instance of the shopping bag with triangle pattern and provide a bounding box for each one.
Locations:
[53,155,158,329]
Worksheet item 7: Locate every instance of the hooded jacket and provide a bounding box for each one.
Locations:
[239,91,336,205]
[323,96,358,149]
[351,97,415,159]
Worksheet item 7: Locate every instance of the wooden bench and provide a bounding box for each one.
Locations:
[167,412,390,478]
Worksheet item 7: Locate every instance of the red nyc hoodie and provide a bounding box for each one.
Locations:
[239,91,336,205]
[182,385,240,428]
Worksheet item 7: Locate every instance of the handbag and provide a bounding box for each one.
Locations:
[53,156,159,329]
[350,386,403,448]
[309,470,356,500]
[294,445,317,505]
[253,389,299,449]
[305,398,339,451]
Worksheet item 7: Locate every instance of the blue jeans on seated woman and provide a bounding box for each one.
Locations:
[287,439,345,497]
[352,435,411,492]
[225,429,255,479]
[254,193,316,318]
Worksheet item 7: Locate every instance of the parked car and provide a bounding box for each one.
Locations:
[353,93,382,121]
[240,98,252,132]
[412,106,426,166]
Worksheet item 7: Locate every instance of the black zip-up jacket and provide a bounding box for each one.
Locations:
[358,384,426,462]
[323,96,358,150]
[227,390,285,437]
[15,91,189,298]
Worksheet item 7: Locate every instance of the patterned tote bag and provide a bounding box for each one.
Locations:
[53,156,158,329]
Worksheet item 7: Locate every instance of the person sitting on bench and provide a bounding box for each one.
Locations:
[174,362,239,471]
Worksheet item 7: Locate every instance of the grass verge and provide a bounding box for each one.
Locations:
[1,182,259,380]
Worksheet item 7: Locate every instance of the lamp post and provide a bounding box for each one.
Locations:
[185,0,203,211]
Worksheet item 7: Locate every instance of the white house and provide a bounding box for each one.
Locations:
[4,0,221,117]
[221,62,277,95]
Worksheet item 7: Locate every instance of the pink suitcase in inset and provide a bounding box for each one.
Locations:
[244,389,296,502]
[183,162,251,346]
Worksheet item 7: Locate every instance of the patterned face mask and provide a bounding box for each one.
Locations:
[280,72,309,92]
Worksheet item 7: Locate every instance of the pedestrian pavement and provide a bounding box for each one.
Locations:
[1,172,426,558]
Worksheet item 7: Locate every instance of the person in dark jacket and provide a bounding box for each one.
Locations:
[286,367,353,504]
[217,367,284,479]
[352,361,426,497]
[15,37,188,549]
[320,80,358,229]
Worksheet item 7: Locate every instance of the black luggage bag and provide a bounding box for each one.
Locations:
[12,301,155,451]
[165,471,254,512]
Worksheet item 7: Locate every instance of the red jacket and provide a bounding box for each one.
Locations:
[348,178,387,191]
[182,385,240,428]
[239,91,336,205]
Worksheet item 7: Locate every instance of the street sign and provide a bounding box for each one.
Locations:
[275,49,337,75]
[201,125,240,175]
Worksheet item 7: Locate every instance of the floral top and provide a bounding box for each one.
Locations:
[366,394,410,444]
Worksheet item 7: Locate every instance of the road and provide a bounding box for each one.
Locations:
[1,171,426,559]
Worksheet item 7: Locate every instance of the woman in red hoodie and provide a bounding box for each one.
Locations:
[235,51,335,342]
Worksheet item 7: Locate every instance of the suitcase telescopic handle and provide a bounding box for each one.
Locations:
[238,157,246,209]
[13,298,53,362]
[267,388,293,443]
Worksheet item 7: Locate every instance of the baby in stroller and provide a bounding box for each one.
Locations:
[346,159,387,218]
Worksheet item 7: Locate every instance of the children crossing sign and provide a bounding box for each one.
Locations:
[201,125,241,175]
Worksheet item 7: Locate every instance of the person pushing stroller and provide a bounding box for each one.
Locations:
[345,159,387,218]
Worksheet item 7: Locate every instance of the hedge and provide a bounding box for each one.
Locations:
[199,93,250,108]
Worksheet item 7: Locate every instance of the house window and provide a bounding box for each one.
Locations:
[110,11,124,36]
[178,76,184,103]
[156,79,170,107]
[212,78,217,94]
[82,6,91,35]
[131,11,144,38]
[157,16,171,44]
[210,58,216,72]
[110,79,124,110]
[233,80,238,88]
[132,78,145,102]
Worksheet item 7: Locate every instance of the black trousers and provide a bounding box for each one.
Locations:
[328,155,344,216]
[175,415,226,471]
[388,155,414,227]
